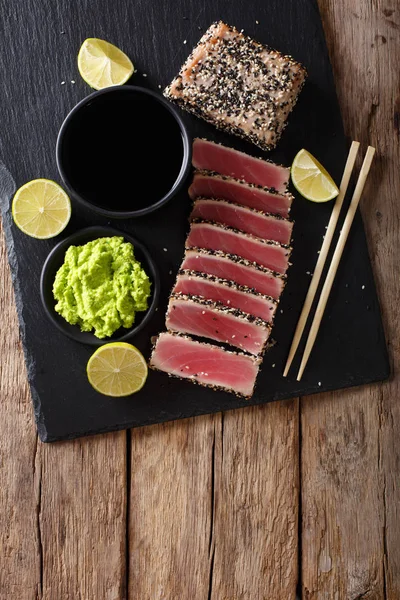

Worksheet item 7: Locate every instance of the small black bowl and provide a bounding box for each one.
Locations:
[40,226,160,346]
[56,85,192,218]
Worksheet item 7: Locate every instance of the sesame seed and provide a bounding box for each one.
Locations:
[362,285,365,289]
[163,248,168,252]
[202,311,205,314]
[169,270,172,275]
[158,84,162,89]
[71,80,75,84]
[183,40,187,44]
[232,334,235,338]
[272,363,275,368]
[318,382,321,386]
[142,73,147,77]
[61,81,65,85]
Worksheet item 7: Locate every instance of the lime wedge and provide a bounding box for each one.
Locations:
[87,342,148,397]
[78,38,134,90]
[12,179,71,239]
[291,149,339,202]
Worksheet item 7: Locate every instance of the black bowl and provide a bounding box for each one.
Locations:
[56,85,192,218]
[40,226,160,346]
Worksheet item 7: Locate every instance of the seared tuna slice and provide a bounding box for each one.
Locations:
[181,248,286,299]
[166,294,271,355]
[173,270,277,322]
[189,171,293,218]
[190,198,293,245]
[164,22,307,151]
[192,138,290,192]
[186,221,291,274]
[149,332,261,398]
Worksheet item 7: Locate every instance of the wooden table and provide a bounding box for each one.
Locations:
[1,1,399,598]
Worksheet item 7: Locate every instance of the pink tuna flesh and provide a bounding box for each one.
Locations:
[174,271,277,322]
[186,221,291,274]
[189,171,293,218]
[190,198,293,244]
[150,332,261,398]
[181,249,285,299]
[166,294,271,355]
[192,138,290,192]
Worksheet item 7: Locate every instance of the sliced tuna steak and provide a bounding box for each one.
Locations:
[166,294,271,355]
[190,198,293,244]
[181,248,286,299]
[174,271,277,322]
[192,138,290,192]
[186,221,291,274]
[149,332,261,398]
[189,171,293,218]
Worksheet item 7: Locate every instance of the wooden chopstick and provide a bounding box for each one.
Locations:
[283,141,360,377]
[296,145,376,381]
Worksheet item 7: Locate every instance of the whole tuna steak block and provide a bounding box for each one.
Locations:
[181,248,286,299]
[189,171,293,218]
[173,270,278,322]
[149,332,261,398]
[166,294,271,355]
[186,221,291,274]
[190,198,293,245]
[192,138,290,192]
[164,21,307,151]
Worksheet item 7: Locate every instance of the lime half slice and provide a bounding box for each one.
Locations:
[87,342,148,397]
[12,179,71,239]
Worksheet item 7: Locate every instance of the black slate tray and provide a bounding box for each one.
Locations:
[0,0,389,441]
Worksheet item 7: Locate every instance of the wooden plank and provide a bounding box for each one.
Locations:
[0,224,41,599]
[128,402,299,600]
[38,432,127,600]
[128,416,216,599]
[210,402,299,599]
[301,1,400,597]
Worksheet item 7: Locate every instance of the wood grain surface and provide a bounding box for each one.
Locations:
[0,1,399,599]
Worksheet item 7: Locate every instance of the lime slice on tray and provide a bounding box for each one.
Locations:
[87,342,148,397]
[78,38,134,90]
[291,149,339,202]
[12,179,71,239]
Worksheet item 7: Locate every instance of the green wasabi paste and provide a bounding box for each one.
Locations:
[53,236,151,339]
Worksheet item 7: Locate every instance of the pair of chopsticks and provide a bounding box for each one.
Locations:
[283,142,376,381]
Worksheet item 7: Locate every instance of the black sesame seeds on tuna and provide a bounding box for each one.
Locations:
[164,21,307,151]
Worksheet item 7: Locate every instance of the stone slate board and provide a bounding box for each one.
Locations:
[0,0,389,441]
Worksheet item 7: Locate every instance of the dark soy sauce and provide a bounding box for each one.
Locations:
[61,90,184,211]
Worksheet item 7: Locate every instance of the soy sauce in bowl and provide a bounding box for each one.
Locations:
[57,86,191,218]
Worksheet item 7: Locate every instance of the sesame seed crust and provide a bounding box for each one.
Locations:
[164,21,307,150]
